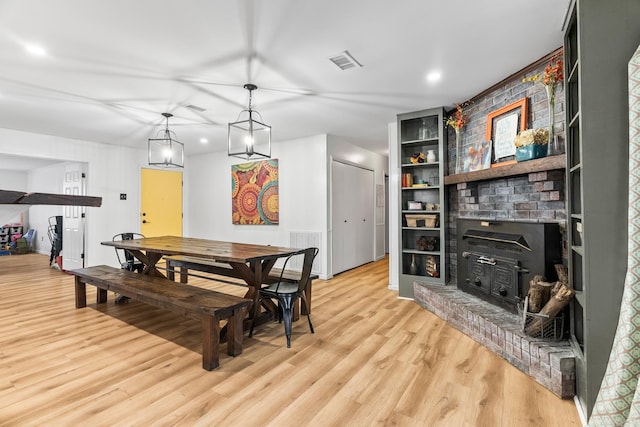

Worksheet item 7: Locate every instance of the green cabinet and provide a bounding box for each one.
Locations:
[397,107,447,298]
[564,0,640,416]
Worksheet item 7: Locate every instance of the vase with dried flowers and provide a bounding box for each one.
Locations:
[523,51,564,156]
[446,104,469,173]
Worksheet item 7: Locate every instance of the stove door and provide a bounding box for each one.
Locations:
[490,259,519,305]
[465,252,492,295]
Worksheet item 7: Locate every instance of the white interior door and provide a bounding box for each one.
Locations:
[355,167,374,266]
[332,161,347,274]
[62,163,86,270]
[332,160,374,275]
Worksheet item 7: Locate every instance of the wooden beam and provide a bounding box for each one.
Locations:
[443,154,566,185]
[0,189,102,207]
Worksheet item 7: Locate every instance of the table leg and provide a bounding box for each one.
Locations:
[96,288,107,304]
[127,250,165,278]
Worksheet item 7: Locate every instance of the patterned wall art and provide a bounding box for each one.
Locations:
[231,159,279,225]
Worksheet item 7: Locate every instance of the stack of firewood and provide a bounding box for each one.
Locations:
[523,264,575,337]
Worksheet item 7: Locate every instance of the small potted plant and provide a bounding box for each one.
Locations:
[513,128,549,161]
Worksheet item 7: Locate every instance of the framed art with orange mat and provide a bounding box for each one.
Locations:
[486,97,528,167]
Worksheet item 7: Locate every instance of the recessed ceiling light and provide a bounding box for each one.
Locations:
[426,71,441,83]
[25,44,46,57]
[199,138,208,144]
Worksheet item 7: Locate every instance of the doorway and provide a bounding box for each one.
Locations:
[140,168,183,237]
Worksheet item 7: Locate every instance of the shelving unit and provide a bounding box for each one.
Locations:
[563,0,640,416]
[565,0,584,360]
[397,107,447,298]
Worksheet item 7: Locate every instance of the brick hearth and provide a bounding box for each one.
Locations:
[414,282,576,398]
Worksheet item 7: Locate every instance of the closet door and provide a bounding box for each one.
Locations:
[332,160,374,275]
[355,166,374,267]
[332,161,345,274]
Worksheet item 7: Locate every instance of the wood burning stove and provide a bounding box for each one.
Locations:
[457,219,561,313]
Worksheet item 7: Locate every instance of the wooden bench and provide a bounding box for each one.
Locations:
[72,265,252,370]
[164,255,318,318]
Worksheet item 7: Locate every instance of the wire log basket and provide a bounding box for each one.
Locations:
[517,297,564,341]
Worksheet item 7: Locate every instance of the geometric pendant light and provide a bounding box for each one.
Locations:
[228,83,271,160]
[148,112,184,168]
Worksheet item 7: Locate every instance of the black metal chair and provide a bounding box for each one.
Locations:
[112,233,144,304]
[112,232,145,273]
[249,247,318,348]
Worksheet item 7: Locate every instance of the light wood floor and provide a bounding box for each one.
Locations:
[0,254,581,426]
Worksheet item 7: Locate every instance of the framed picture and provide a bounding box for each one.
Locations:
[462,140,493,172]
[486,97,528,163]
[231,159,279,225]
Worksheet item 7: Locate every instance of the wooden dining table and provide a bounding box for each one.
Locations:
[101,235,300,328]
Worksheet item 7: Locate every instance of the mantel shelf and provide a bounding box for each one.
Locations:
[444,154,566,185]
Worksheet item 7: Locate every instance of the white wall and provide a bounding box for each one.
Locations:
[0,169,29,226]
[27,162,66,255]
[0,169,27,191]
[327,135,389,271]
[0,128,148,267]
[1,127,387,279]
[185,134,330,277]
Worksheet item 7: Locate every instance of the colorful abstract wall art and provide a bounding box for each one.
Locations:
[231,159,279,225]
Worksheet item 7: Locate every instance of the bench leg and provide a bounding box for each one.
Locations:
[202,314,221,370]
[179,266,188,284]
[166,260,175,281]
[302,281,312,315]
[97,288,107,304]
[75,276,86,308]
[293,299,300,322]
[226,307,246,357]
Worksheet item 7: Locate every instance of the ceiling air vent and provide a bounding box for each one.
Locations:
[329,50,363,70]
[186,104,207,112]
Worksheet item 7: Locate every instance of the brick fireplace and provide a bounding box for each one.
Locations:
[408,50,576,398]
[412,168,575,398]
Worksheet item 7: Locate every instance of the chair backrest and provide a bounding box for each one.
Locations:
[276,247,318,293]
[112,232,144,267]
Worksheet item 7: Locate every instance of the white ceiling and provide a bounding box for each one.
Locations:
[0,0,569,160]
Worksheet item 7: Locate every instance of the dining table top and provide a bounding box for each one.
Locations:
[101,235,299,264]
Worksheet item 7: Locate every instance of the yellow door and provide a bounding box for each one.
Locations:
[140,168,182,237]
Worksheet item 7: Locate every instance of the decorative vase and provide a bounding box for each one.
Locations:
[409,254,418,275]
[454,128,462,173]
[545,85,562,156]
[426,149,436,163]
